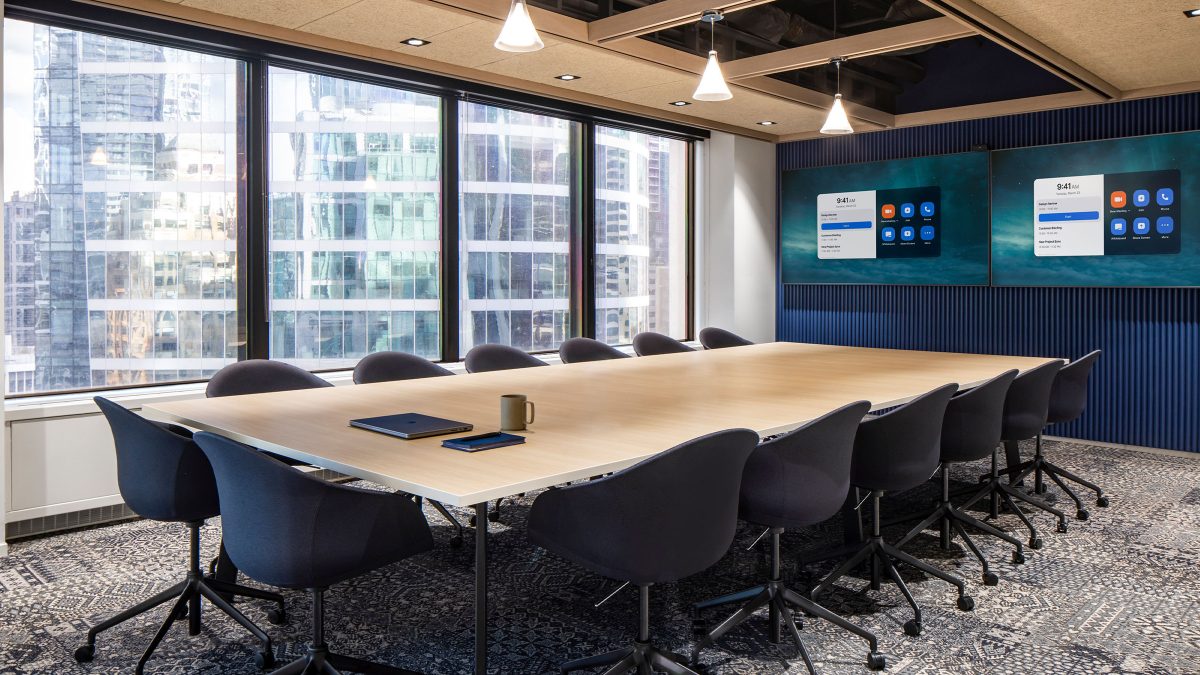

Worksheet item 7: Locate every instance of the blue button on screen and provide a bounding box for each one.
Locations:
[881,227,896,241]
[1110,218,1127,236]
[900,203,915,218]
[1133,217,1151,235]
[1156,216,1175,234]
[920,202,935,217]
[1133,189,1150,207]
[1156,188,1175,206]
[900,227,915,241]
[919,225,935,241]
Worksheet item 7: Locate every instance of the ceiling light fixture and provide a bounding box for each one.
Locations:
[1185,8,1200,16]
[692,10,732,102]
[819,57,853,135]
[757,121,778,126]
[669,100,692,107]
[495,0,544,52]
[555,74,581,81]
[89,146,108,166]
[402,38,430,46]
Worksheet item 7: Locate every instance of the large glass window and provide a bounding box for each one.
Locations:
[594,126,689,345]
[267,67,441,369]
[3,19,245,394]
[458,102,576,353]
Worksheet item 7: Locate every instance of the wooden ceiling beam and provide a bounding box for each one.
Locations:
[724,17,974,80]
[587,0,776,44]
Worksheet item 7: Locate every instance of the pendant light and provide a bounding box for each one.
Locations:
[819,57,853,135]
[692,10,732,102]
[495,0,545,53]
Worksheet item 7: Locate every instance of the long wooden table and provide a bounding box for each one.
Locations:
[144,342,1058,674]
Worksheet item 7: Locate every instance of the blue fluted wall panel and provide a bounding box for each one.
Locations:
[778,93,1200,452]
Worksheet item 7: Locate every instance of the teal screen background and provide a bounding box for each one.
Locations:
[780,152,990,285]
[991,131,1200,287]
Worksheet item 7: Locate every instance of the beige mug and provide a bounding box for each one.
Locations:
[500,394,535,431]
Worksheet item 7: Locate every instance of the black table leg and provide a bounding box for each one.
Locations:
[474,502,488,675]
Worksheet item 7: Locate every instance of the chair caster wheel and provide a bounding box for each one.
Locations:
[1012,550,1026,565]
[74,644,95,663]
[903,619,922,637]
[255,649,274,669]
[1076,509,1089,521]
[1056,521,1068,534]
[1096,496,1109,508]
[1029,538,1043,550]
[487,510,501,523]
[867,652,886,670]
[983,572,999,586]
[449,535,464,549]
[957,595,975,611]
[266,607,287,625]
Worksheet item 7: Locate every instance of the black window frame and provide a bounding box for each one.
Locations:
[3,0,702,397]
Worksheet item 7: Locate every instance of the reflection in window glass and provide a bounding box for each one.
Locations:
[2,19,245,394]
[459,103,576,353]
[594,127,688,345]
[267,67,441,368]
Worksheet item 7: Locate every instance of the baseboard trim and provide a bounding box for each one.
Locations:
[1045,435,1198,459]
[0,541,8,557]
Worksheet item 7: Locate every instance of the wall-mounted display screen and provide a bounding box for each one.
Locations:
[992,131,1200,286]
[781,152,989,285]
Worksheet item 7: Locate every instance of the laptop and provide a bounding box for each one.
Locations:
[349,413,473,440]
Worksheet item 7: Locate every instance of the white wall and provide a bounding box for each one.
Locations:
[696,131,777,343]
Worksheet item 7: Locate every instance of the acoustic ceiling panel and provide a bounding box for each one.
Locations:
[478,42,688,96]
[179,0,362,30]
[300,0,478,52]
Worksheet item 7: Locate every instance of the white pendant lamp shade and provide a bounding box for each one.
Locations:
[692,50,733,101]
[820,93,853,135]
[495,0,545,53]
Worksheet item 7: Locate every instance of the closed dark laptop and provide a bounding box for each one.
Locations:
[349,413,473,439]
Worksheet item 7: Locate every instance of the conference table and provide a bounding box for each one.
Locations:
[144,342,1058,674]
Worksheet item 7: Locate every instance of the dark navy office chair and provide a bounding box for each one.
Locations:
[895,371,1026,585]
[528,429,759,675]
[464,343,548,372]
[1007,351,1109,518]
[195,431,434,675]
[77,398,285,673]
[698,327,754,349]
[961,360,1067,549]
[691,401,884,673]
[558,337,631,363]
[631,332,695,356]
[206,359,332,397]
[353,351,454,384]
[811,384,972,637]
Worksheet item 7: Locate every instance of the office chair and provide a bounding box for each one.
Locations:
[631,332,695,356]
[558,337,631,363]
[691,401,884,673]
[351,350,465,548]
[77,398,285,674]
[1004,351,1109,519]
[811,384,973,637]
[698,327,754,349]
[206,359,333,397]
[894,371,1027,586]
[961,360,1068,549]
[528,428,759,675]
[352,350,454,384]
[195,431,435,675]
[463,343,548,372]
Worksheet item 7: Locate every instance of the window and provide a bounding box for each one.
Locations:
[458,102,577,353]
[594,127,689,345]
[267,67,442,368]
[3,19,246,394]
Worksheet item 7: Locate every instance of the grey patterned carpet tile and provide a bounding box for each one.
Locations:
[1,439,1198,674]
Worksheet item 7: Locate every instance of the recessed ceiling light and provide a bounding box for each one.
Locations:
[757,121,778,126]
[669,100,691,107]
[402,38,431,46]
[554,74,581,81]
[1185,8,1200,16]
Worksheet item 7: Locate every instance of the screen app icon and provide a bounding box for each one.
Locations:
[1110,218,1127,236]
[1156,216,1174,234]
[881,227,896,241]
[1157,188,1175,206]
[900,203,915,218]
[900,226,915,241]
[881,204,895,218]
[920,202,935,217]
[1133,217,1150,235]
[1110,191,1127,208]
[1133,189,1151,207]
[920,225,935,241]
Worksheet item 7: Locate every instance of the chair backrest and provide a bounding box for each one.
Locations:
[353,351,454,384]
[527,428,759,585]
[206,359,333,397]
[698,327,754,349]
[739,400,871,528]
[1001,360,1063,441]
[851,383,958,492]
[463,344,548,373]
[940,370,1018,464]
[558,337,631,363]
[632,332,695,356]
[94,397,219,523]
[194,431,433,590]
[1047,350,1101,425]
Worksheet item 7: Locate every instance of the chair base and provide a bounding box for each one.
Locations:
[963,448,1069,549]
[74,522,284,675]
[561,584,695,675]
[269,647,422,675]
[999,435,1110,520]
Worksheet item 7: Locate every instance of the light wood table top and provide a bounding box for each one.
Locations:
[144,342,1058,507]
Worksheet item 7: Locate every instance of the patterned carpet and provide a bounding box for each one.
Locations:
[1,439,1199,674]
